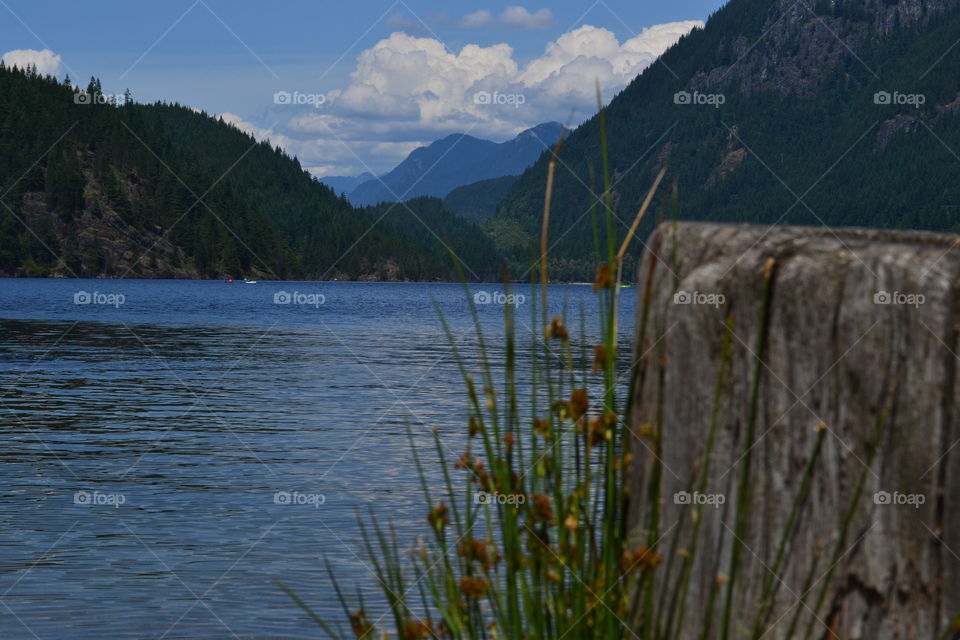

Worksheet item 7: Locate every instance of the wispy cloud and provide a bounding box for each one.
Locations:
[498,6,555,30]
[391,6,557,32]
[458,10,494,28]
[448,6,555,30]
[385,12,434,37]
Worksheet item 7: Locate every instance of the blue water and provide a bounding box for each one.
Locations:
[0,279,635,639]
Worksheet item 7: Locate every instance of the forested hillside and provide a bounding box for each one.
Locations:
[443,176,519,223]
[493,0,960,280]
[0,64,292,279]
[0,64,501,281]
[135,104,500,281]
[357,197,503,280]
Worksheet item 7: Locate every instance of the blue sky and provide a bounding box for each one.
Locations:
[1,0,727,175]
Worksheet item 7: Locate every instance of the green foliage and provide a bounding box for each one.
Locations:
[358,197,501,281]
[44,148,84,220]
[0,64,291,278]
[493,0,960,281]
[296,178,657,639]
[292,86,960,640]
[443,175,520,223]
[0,65,502,280]
[134,105,501,281]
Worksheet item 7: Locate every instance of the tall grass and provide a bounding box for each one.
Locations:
[281,106,960,640]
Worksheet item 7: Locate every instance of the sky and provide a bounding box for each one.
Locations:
[1,0,727,176]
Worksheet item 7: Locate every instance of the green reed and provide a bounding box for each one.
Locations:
[281,103,960,640]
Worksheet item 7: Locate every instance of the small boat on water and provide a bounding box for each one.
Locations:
[243,278,258,284]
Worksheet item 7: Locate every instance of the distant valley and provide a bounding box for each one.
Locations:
[321,122,565,207]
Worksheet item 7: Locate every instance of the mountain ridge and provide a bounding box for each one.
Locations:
[491,0,960,280]
[320,172,375,196]
[344,122,566,206]
[0,65,501,281]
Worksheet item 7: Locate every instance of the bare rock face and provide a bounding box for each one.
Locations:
[627,222,960,639]
[694,0,960,98]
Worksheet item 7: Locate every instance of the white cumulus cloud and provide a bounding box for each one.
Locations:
[237,20,702,176]
[518,22,701,103]
[1,48,62,76]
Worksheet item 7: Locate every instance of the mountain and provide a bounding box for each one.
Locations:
[134,105,499,281]
[443,175,520,223]
[0,70,293,279]
[319,172,375,196]
[348,122,566,207]
[0,64,501,281]
[492,0,960,281]
[357,197,504,280]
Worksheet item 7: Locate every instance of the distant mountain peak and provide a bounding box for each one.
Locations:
[346,123,565,207]
[518,122,566,137]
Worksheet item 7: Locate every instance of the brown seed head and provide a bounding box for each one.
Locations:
[592,344,609,374]
[593,263,613,291]
[349,610,373,638]
[529,493,553,522]
[469,415,483,437]
[458,538,499,571]
[427,503,449,532]
[568,389,589,420]
[545,315,569,340]
[621,545,662,573]
[402,619,436,640]
[532,417,550,437]
[459,576,491,599]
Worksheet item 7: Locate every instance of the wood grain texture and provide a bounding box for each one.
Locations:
[627,222,960,639]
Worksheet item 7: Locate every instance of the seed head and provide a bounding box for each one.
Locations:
[459,576,491,599]
[428,503,449,533]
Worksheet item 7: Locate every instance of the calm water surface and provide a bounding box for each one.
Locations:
[0,279,635,639]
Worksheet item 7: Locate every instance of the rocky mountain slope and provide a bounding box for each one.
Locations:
[492,0,960,280]
[0,65,501,281]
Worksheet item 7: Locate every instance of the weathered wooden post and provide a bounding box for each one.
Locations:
[627,222,960,639]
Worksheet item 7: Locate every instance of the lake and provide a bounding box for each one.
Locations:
[0,279,635,639]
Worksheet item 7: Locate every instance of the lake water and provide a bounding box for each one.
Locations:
[0,279,635,639]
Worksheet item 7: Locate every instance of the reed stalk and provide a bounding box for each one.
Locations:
[277,91,949,640]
